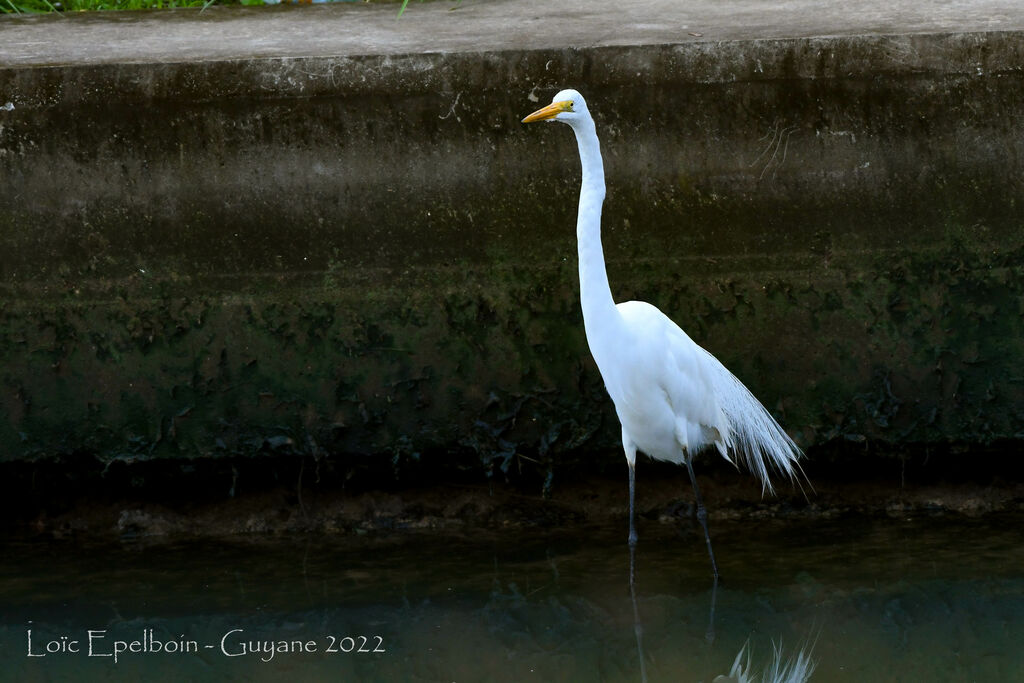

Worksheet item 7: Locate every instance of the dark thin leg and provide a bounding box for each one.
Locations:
[684,457,720,580]
[628,463,638,546]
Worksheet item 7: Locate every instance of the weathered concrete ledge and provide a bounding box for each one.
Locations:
[2,1,1024,499]
[3,0,1024,65]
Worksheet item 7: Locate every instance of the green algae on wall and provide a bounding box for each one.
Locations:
[1,32,1023,474]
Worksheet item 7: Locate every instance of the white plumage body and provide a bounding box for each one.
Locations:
[592,298,800,491]
[590,300,726,465]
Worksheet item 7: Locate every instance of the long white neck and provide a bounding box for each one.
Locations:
[571,117,620,342]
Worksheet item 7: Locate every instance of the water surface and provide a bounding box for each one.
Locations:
[2,513,1022,681]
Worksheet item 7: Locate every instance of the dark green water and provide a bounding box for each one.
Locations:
[2,513,1022,681]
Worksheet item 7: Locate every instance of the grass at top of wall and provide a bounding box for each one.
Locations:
[3,0,244,10]
[1,0,429,14]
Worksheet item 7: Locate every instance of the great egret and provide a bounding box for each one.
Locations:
[522,89,804,578]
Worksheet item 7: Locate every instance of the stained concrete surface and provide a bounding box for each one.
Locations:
[1,2,1024,529]
[2,0,1024,66]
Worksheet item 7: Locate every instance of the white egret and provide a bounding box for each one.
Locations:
[522,89,804,578]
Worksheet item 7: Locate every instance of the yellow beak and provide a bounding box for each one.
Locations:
[522,100,573,123]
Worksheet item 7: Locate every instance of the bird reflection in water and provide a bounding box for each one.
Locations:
[629,547,814,683]
[713,640,816,683]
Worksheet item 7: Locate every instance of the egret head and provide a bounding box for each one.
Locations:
[522,89,590,126]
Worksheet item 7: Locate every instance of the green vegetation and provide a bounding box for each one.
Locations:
[1,0,256,12]
[0,0,432,14]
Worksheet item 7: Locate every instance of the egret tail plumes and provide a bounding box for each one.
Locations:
[523,88,806,577]
[698,346,802,495]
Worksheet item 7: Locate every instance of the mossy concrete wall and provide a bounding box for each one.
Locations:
[1,6,1024,476]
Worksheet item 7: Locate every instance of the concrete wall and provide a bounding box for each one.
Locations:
[1,10,1023,476]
